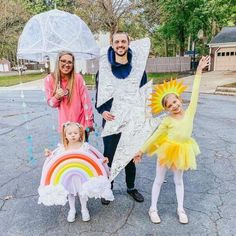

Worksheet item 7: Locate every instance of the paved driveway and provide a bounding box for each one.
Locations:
[180,70,236,93]
[0,88,236,235]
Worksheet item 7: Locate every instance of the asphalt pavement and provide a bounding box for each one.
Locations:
[0,79,236,235]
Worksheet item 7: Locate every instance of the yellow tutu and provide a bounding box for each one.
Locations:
[146,137,200,170]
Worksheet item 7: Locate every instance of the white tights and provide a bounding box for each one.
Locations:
[68,194,88,212]
[150,162,184,212]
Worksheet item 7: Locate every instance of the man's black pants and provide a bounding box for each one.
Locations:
[103,133,136,189]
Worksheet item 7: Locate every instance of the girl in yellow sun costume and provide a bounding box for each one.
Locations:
[133,56,210,225]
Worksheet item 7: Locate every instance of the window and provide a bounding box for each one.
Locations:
[222,52,225,56]
[217,52,221,56]
[231,52,235,56]
[226,52,230,56]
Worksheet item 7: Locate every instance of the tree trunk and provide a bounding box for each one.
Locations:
[179,29,185,56]
[164,40,168,57]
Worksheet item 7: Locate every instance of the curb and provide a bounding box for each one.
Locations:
[216,86,236,92]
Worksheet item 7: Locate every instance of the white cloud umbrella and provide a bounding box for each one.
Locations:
[17,9,99,62]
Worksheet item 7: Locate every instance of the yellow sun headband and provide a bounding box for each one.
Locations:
[149,79,187,114]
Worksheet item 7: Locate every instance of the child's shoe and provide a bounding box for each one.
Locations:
[67,209,76,223]
[81,208,90,222]
[177,209,188,224]
[148,208,161,224]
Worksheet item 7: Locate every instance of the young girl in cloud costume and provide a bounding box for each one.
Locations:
[38,122,114,223]
[134,56,210,224]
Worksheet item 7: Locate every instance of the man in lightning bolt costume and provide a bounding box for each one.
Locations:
[95,32,160,204]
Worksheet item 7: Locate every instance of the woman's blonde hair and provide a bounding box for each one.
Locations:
[61,122,85,148]
[52,51,76,104]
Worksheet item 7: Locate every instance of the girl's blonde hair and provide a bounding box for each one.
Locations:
[162,93,182,108]
[52,51,76,104]
[62,122,85,148]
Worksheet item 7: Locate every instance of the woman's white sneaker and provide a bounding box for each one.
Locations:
[67,209,76,223]
[177,209,188,224]
[148,209,161,224]
[81,208,90,222]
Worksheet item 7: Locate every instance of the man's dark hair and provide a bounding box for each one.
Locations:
[111,31,130,43]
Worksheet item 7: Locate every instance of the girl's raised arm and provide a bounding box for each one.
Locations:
[188,56,210,116]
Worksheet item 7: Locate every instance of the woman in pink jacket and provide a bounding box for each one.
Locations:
[44,51,94,138]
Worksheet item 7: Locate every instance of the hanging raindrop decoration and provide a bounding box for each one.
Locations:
[86,72,102,152]
[42,70,59,149]
[19,72,36,164]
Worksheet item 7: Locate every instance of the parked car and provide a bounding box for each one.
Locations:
[11,65,27,71]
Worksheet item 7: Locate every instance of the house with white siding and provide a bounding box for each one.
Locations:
[208,26,236,71]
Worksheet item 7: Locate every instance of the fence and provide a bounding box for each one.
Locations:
[145,57,191,73]
[86,56,191,74]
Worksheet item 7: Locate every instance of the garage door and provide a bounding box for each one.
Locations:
[215,47,236,71]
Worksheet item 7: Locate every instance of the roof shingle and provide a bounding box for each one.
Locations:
[209,26,236,44]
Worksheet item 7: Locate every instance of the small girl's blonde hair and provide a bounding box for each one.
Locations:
[61,122,85,148]
[162,93,182,108]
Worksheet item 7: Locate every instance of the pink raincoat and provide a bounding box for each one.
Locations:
[44,73,94,132]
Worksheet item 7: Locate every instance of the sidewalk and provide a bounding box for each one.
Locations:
[0,78,44,91]
[0,71,235,94]
[0,78,96,91]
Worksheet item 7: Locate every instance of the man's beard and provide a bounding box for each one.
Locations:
[115,48,128,57]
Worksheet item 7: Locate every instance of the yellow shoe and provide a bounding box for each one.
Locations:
[148,208,161,224]
[177,209,188,224]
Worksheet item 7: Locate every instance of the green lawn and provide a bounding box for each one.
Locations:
[0,73,46,87]
[0,73,95,87]
[83,74,96,85]
[85,72,180,85]
[148,72,179,84]
[0,72,179,87]
[2,72,235,89]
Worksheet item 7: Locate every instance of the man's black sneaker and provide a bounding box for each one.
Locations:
[101,198,110,205]
[127,189,144,202]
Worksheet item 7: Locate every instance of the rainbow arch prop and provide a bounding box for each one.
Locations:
[41,152,108,186]
[38,149,114,206]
